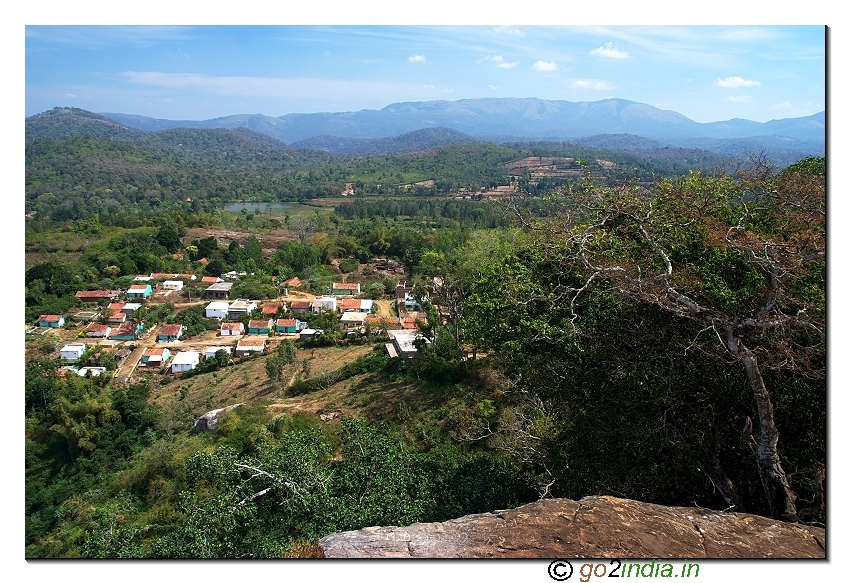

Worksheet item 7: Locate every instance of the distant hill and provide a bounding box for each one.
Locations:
[99,98,825,148]
[25,107,144,141]
[291,127,477,154]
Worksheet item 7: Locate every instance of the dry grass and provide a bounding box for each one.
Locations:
[149,342,385,432]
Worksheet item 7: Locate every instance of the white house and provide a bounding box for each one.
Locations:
[227,299,257,320]
[340,311,368,329]
[76,367,108,377]
[299,328,324,341]
[205,301,230,319]
[311,295,337,313]
[171,351,200,373]
[203,346,233,360]
[386,330,430,359]
[60,344,87,362]
[162,280,184,291]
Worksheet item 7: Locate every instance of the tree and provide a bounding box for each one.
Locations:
[512,159,824,521]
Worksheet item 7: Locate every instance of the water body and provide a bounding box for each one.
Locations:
[223,202,297,212]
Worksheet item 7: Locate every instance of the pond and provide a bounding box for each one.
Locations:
[223,202,298,212]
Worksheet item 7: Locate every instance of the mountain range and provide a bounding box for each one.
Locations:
[99,97,824,144]
[27,97,824,163]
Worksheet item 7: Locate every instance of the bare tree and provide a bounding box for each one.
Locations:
[510,159,824,521]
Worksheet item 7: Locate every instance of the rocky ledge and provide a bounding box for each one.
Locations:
[319,496,825,558]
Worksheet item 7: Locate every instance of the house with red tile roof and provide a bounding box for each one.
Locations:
[220,322,245,336]
[332,282,361,295]
[158,324,185,341]
[75,290,120,302]
[37,314,65,328]
[86,323,112,338]
[235,337,266,356]
[248,319,273,335]
[275,318,299,334]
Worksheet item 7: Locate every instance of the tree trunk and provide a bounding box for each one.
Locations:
[698,429,746,513]
[724,327,799,521]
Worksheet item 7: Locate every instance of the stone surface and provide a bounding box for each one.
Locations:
[318,496,825,559]
[193,403,243,434]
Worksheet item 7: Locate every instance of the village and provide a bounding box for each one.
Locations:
[30,270,436,383]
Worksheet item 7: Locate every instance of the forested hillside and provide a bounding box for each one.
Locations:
[24,107,825,558]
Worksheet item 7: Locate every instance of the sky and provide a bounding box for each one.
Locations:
[25,24,825,124]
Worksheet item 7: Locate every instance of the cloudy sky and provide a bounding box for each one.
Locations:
[25,22,825,124]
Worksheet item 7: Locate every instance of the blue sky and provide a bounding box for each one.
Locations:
[25,23,825,124]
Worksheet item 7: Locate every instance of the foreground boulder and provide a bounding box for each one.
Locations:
[318,496,825,558]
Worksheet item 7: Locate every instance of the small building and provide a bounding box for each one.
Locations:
[275,318,299,334]
[386,330,430,359]
[311,295,337,313]
[76,367,108,377]
[338,298,373,313]
[127,284,152,299]
[247,319,273,335]
[340,311,368,329]
[299,328,324,341]
[284,277,302,287]
[227,298,257,320]
[105,309,127,324]
[37,315,65,328]
[133,275,153,282]
[122,303,142,315]
[203,346,233,360]
[205,301,230,319]
[109,322,143,341]
[75,290,120,302]
[176,273,197,281]
[141,347,171,367]
[332,282,361,296]
[220,322,245,336]
[201,276,222,285]
[150,273,177,280]
[235,338,266,357]
[60,343,87,362]
[289,300,312,315]
[86,323,112,338]
[261,302,282,316]
[205,282,234,300]
[158,324,185,342]
[171,351,200,373]
[162,280,184,291]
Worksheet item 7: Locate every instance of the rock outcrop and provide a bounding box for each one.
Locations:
[193,403,243,434]
[318,496,825,558]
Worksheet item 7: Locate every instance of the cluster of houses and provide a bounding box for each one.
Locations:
[42,273,442,378]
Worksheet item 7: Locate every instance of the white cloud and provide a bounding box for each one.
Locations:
[491,26,524,38]
[408,54,427,64]
[488,85,498,90]
[532,60,558,72]
[769,101,793,111]
[589,42,630,59]
[570,79,616,91]
[481,55,518,69]
[122,71,420,102]
[422,84,435,90]
[715,76,761,88]
[66,93,78,99]
[728,95,752,103]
